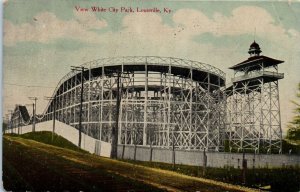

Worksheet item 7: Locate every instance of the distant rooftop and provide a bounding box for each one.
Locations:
[13,105,30,122]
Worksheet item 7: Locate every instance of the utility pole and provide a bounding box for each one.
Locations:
[45,96,56,142]
[107,69,129,159]
[111,71,121,159]
[25,103,34,132]
[29,97,38,132]
[71,66,88,148]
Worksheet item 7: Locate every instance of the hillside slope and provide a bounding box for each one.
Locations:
[7,131,87,153]
[3,135,256,192]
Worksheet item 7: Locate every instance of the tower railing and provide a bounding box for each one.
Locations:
[232,71,284,82]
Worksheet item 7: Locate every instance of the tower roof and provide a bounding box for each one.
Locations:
[230,41,283,71]
[229,55,284,71]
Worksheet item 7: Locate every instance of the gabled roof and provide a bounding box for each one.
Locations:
[229,55,284,71]
[13,105,30,122]
[19,106,30,122]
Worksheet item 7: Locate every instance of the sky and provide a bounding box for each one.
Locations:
[3,0,300,134]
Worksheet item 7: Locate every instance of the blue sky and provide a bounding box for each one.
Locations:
[3,0,300,133]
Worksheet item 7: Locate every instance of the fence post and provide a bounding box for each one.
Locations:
[134,144,137,161]
[149,143,153,162]
[203,148,207,176]
[172,140,175,170]
[122,144,125,159]
[242,150,247,184]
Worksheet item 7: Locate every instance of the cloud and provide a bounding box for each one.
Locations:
[5,6,299,49]
[173,9,215,36]
[4,6,300,76]
[3,6,300,132]
[172,6,300,48]
[4,11,107,46]
[122,13,174,42]
[213,6,275,36]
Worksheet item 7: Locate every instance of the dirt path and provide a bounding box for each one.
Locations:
[3,136,258,192]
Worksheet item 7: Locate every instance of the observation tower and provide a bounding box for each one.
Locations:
[226,42,284,153]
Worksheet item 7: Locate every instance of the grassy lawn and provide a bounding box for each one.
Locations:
[3,134,256,192]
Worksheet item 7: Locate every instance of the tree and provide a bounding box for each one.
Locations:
[286,83,300,141]
[2,122,7,133]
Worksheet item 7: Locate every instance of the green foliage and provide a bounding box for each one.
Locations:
[9,131,87,153]
[282,139,300,154]
[2,122,7,132]
[287,83,300,141]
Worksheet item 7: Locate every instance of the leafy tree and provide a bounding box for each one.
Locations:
[286,83,300,141]
[2,122,7,133]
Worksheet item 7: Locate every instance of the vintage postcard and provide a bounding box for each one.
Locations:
[3,0,300,191]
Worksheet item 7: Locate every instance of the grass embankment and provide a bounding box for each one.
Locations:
[3,134,255,192]
[8,131,87,153]
[121,160,300,192]
[3,135,165,191]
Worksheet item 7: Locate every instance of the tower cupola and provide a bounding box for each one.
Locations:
[248,41,262,57]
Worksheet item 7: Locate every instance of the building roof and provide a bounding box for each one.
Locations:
[13,105,30,122]
[19,106,30,122]
[229,55,284,71]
